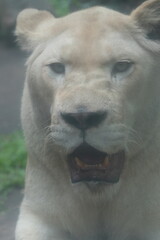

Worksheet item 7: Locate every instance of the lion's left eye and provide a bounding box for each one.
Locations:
[49,62,65,74]
[112,61,133,74]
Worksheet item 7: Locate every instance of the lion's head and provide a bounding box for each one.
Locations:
[16,0,160,185]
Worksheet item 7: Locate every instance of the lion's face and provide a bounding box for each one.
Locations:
[16,3,160,184]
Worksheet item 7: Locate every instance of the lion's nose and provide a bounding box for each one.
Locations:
[61,111,107,130]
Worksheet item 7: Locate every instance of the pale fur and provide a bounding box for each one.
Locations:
[15,1,160,239]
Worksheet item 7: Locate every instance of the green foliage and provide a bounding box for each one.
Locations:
[50,0,87,16]
[50,0,71,16]
[0,132,27,192]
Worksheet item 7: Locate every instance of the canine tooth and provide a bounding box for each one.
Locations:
[103,157,109,167]
[75,157,85,168]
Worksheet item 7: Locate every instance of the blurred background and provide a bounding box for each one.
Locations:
[0,0,145,239]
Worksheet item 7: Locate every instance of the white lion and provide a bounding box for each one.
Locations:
[15,0,160,239]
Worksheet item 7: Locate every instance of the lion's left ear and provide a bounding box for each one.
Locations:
[131,0,160,41]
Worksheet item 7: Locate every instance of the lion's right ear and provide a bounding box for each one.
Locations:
[15,9,55,51]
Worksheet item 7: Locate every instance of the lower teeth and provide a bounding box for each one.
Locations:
[75,157,109,170]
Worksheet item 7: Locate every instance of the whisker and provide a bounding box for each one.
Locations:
[124,125,144,153]
[109,123,144,153]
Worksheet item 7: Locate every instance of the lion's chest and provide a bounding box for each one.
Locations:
[59,194,143,240]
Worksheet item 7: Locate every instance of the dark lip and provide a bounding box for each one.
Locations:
[67,143,125,184]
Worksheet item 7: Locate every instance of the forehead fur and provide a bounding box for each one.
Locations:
[54,7,135,48]
[60,7,130,29]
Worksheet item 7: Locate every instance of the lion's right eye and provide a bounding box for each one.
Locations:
[49,62,65,74]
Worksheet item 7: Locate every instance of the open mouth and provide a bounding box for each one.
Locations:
[67,143,125,183]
